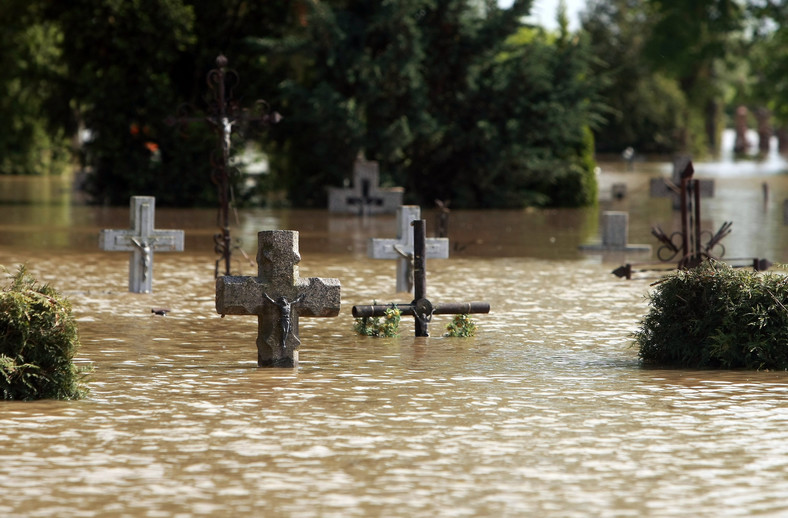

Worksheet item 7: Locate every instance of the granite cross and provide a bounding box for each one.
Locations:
[99,196,184,293]
[368,205,449,293]
[354,220,489,337]
[215,230,341,367]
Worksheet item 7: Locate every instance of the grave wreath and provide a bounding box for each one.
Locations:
[0,266,89,400]
[635,260,788,370]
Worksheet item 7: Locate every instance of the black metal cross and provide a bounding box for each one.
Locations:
[167,55,280,277]
[650,161,730,269]
[352,219,489,337]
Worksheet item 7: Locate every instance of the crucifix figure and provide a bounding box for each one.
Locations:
[99,196,184,293]
[368,205,449,293]
[264,292,305,350]
[167,55,280,277]
[354,220,489,337]
[216,230,340,367]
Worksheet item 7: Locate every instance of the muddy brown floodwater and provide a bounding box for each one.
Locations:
[2,155,788,517]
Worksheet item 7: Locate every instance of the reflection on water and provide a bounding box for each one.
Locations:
[2,160,788,517]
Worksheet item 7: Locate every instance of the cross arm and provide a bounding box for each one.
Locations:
[368,237,449,259]
[99,229,184,252]
[296,277,341,317]
[352,301,489,318]
[215,276,266,315]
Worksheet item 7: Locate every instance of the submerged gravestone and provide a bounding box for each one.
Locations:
[215,230,340,367]
[327,156,404,215]
[579,211,651,253]
[368,205,449,293]
[99,196,184,293]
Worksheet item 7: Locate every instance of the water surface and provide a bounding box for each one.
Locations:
[1,158,788,517]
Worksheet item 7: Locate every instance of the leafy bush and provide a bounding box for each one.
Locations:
[0,266,89,400]
[445,314,477,338]
[353,304,401,337]
[635,261,788,369]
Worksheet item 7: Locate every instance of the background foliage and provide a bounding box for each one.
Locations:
[1,0,786,206]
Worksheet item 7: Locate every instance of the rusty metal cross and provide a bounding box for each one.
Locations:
[167,55,280,277]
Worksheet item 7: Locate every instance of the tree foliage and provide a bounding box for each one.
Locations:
[3,0,602,208]
[0,1,71,175]
[264,0,601,208]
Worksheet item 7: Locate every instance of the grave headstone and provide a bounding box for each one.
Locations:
[353,220,489,337]
[327,156,404,215]
[215,230,340,367]
[579,211,651,253]
[99,196,184,293]
[368,205,449,293]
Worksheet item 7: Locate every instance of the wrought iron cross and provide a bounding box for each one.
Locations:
[353,220,489,337]
[167,55,280,277]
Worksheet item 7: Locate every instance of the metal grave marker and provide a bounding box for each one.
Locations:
[99,196,184,293]
[354,220,489,337]
[614,160,771,279]
[215,230,340,367]
[368,205,449,293]
[167,55,280,277]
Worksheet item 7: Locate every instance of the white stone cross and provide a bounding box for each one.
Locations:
[215,230,341,367]
[368,205,449,293]
[99,196,184,293]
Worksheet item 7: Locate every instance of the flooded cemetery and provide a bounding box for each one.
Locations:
[4,146,788,517]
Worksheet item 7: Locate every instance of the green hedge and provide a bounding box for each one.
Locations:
[0,266,89,400]
[635,261,788,370]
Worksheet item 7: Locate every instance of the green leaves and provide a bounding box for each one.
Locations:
[0,266,89,400]
[353,304,401,338]
[445,314,477,337]
[635,261,788,370]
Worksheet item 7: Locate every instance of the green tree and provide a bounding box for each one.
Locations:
[582,0,687,154]
[262,0,601,208]
[0,0,71,175]
[45,0,297,206]
[643,0,746,154]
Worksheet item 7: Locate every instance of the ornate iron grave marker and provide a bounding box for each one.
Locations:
[99,196,184,293]
[353,220,489,337]
[327,155,404,215]
[167,55,280,277]
[368,205,449,293]
[650,155,714,209]
[614,161,771,279]
[216,230,340,367]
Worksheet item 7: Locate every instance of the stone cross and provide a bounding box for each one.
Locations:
[215,230,340,367]
[327,156,403,215]
[99,196,184,293]
[353,220,488,337]
[368,205,449,293]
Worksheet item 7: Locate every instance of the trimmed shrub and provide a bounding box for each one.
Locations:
[635,261,788,369]
[0,266,89,400]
